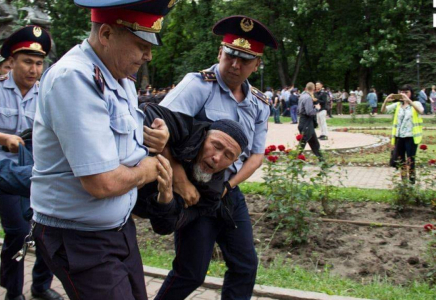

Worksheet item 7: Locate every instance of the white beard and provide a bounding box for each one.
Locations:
[193,163,213,183]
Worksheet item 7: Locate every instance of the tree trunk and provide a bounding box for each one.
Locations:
[276,40,291,87]
[358,65,371,101]
[291,43,304,86]
[344,70,351,92]
[303,45,314,82]
[139,62,150,89]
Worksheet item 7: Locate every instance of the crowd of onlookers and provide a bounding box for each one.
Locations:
[137,84,175,106]
[264,84,436,118]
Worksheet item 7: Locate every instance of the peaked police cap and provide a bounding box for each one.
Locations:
[75,0,178,46]
[1,25,51,59]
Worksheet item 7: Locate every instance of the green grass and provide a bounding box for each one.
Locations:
[269,115,436,128]
[140,244,436,300]
[240,182,394,203]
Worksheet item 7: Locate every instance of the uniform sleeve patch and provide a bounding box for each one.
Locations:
[0,74,8,81]
[93,64,105,94]
[251,87,269,105]
[199,70,217,82]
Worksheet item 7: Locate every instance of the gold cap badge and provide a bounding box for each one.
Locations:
[240,18,254,32]
[232,38,251,49]
[30,43,42,51]
[33,26,42,38]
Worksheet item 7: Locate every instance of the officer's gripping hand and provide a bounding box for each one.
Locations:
[5,135,24,153]
[156,155,173,204]
[143,118,170,153]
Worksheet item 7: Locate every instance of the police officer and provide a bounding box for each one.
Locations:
[30,1,175,299]
[157,15,278,300]
[0,55,12,75]
[0,25,63,300]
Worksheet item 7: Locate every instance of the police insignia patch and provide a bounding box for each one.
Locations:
[251,87,269,105]
[93,64,105,93]
[0,74,8,81]
[200,70,217,82]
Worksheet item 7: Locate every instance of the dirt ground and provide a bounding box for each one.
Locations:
[135,195,435,285]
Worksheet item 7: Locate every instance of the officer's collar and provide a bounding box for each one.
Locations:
[81,39,120,92]
[212,64,255,106]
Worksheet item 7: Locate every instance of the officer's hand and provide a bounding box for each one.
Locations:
[156,155,173,204]
[174,180,200,207]
[5,135,24,153]
[314,104,321,110]
[143,118,170,153]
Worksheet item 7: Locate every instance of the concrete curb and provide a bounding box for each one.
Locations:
[0,238,372,300]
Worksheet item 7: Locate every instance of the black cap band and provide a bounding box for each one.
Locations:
[209,119,248,152]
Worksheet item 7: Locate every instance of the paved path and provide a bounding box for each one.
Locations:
[247,165,395,189]
[0,254,276,300]
[0,253,369,300]
[265,122,386,151]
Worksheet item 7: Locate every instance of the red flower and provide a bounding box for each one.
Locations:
[297,154,306,161]
[268,145,277,151]
[267,155,277,163]
[296,134,303,141]
[343,128,348,132]
[278,145,286,151]
[424,224,435,231]
[264,148,271,155]
[420,144,428,151]
[429,159,436,165]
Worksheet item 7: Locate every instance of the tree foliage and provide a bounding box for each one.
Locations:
[9,0,436,95]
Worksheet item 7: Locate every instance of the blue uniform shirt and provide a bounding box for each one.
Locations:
[0,72,38,162]
[160,64,269,179]
[31,40,148,231]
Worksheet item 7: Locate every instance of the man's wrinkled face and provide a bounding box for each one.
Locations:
[107,26,153,79]
[11,53,43,91]
[0,57,12,75]
[194,130,241,183]
[218,48,260,88]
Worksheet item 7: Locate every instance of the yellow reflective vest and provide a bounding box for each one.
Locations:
[391,101,423,145]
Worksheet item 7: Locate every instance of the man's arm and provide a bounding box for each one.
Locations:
[80,155,162,199]
[226,153,263,191]
[161,146,200,206]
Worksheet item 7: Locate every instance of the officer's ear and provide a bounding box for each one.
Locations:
[217,47,223,61]
[98,24,116,47]
[253,58,261,72]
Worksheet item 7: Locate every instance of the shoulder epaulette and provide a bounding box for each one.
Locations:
[93,64,105,94]
[251,87,269,105]
[0,74,8,82]
[127,75,137,82]
[199,70,217,82]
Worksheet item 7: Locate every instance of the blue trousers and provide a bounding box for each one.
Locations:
[155,187,258,300]
[290,105,298,123]
[272,107,281,123]
[0,194,53,297]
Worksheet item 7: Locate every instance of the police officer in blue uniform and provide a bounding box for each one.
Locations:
[30,1,175,299]
[0,25,63,300]
[156,15,278,300]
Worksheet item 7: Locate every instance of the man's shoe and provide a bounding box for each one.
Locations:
[319,136,328,140]
[5,294,25,300]
[31,288,63,300]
